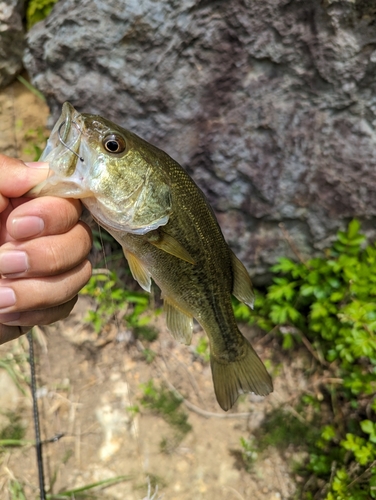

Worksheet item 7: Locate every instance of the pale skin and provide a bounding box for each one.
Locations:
[0,154,92,344]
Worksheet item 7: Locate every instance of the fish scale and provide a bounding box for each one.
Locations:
[29,102,273,411]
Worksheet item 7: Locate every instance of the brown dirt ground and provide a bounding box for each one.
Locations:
[0,79,307,500]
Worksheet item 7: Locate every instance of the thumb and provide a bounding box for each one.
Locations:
[0,155,49,199]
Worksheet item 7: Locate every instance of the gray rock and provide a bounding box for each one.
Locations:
[23,0,376,282]
[0,0,25,88]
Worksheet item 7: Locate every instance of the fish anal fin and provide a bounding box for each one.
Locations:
[210,337,273,411]
[164,297,193,345]
[123,249,152,293]
[147,231,195,265]
[230,250,255,309]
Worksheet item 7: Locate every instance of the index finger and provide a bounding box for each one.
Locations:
[7,196,84,240]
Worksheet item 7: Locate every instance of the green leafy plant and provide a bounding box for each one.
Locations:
[194,335,210,363]
[0,412,26,447]
[140,380,191,452]
[233,220,376,499]
[26,0,59,29]
[239,436,258,473]
[8,479,27,500]
[47,475,132,499]
[142,348,157,364]
[254,406,319,452]
[22,125,49,161]
[0,346,29,397]
[80,270,156,338]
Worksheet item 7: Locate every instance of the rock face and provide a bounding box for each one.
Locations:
[24,0,376,281]
[0,0,25,88]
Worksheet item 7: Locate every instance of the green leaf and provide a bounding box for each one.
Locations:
[270,304,288,324]
[271,257,297,274]
[348,219,360,239]
[327,277,341,289]
[310,302,329,319]
[287,305,300,322]
[361,420,376,442]
[49,475,132,497]
[282,333,294,349]
[355,444,374,466]
[307,270,320,285]
[341,433,364,452]
[330,291,344,302]
[321,425,336,441]
[301,284,315,297]
[26,0,59,29]
[268,279,297,302]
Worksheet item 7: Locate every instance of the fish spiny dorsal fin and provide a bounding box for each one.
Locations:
[230,250,255,309]
[163,296,193,345]
[147,231,195,265]
[123,248,152,293]
[210,335,273,411]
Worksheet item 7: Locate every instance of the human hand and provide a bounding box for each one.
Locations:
[0,155,92,344]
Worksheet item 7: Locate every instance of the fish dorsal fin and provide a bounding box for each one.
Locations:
[230,250,255,308]
[123,248,152,293]
[147,231,195,265]
[163,296,193,345]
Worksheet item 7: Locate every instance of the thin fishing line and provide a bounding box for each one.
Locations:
[96,226,143,467]
[97,226,122,335]
[97,225,109,271]
[57,121,84,162]
[27,329,46,500]
[96,224,119,323]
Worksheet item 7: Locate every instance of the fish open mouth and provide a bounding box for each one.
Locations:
[40,102,84,176]
[27,102,92,198]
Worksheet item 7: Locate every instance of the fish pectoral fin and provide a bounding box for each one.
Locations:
[164,297,193,345]
[147,231,195,265]
[210,337,273,411]
[230,250,255,309]
[123,249,152,293]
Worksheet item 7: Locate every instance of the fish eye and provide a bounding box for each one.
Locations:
[103,134,126,154]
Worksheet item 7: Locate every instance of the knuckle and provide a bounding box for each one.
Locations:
[79,221,94,250]
[43,241,66,275]
[40,297,78,325]
[81,259,93,284]
[40,198,82,236]
[61,296,78,319]
[0,324,21,344]
[56,199,82,232]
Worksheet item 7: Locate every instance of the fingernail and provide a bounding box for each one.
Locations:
[25,162,49,169]
[0,312,21,324]
[0,251,29,276]
[11,216,45,239]
[0,288,16,310]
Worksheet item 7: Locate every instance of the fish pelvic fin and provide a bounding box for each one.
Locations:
[230,250,255,309]
[210,337,273,411]
[123,249,152,293]
[147,231,195,265]
[164,296,193,345]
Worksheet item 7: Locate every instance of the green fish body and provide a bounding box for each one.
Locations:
[30,102,273,410]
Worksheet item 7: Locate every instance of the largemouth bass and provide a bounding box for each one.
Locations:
[30,102,273,410]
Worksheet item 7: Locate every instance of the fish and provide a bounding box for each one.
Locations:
[29,102,273,411]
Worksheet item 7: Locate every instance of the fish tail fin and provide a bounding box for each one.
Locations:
[210,336,273,411]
